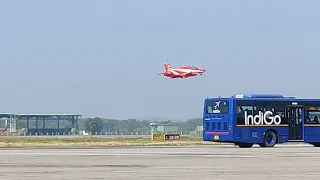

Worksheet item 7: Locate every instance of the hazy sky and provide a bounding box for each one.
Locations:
[1,0,320,120]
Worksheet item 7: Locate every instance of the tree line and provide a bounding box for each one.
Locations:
[81,117,202,133]
[14,117,202,134]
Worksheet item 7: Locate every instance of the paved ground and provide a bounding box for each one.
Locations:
[0,143,319,179]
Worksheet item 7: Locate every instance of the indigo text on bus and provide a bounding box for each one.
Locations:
[244,111,281,125]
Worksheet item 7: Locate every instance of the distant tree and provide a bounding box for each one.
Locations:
[103,119,118,132]
[80,116,202,134]
[185,118,202,131]
[178,118,202,132]
[84,117,103,133]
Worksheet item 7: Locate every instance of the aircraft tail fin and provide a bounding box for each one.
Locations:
[164,63,172,71]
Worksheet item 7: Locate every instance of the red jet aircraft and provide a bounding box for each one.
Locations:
[158,63,206,79]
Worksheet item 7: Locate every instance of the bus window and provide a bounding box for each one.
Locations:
[305,106,320,124]
[235,100,287,125]
[238,106,253,114]
[206,100,229,114]
[237,105,253,124]
[273,106,287,124]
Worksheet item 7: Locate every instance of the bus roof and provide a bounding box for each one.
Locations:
[205,93,320,102]
[232,93,285,99]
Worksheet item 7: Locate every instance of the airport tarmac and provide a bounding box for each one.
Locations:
[0,143,319,179]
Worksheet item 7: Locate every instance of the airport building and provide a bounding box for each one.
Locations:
[0,113,82,135]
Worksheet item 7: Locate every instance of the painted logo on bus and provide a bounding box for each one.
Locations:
[244,111,281,125]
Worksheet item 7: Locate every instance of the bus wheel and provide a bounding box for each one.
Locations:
[237,143,254,148]
[311,143,320,147]
[262,131,277,147]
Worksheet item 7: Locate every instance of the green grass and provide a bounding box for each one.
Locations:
[0,136,217,147]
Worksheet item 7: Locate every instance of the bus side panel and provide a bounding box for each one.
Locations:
[233,126,289,144]
[304,126,320,143]
[233,98,290,144]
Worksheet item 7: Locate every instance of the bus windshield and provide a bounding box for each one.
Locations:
[206,99,229,114]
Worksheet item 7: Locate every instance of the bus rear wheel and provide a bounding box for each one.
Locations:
[260,130,277,147]
[311,143,320,147]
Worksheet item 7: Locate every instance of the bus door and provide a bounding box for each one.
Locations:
[287,106,304,141]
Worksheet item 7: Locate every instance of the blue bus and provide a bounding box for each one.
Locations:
[202,93,320,148]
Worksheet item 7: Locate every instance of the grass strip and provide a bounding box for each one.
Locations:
[0,137,220,147]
